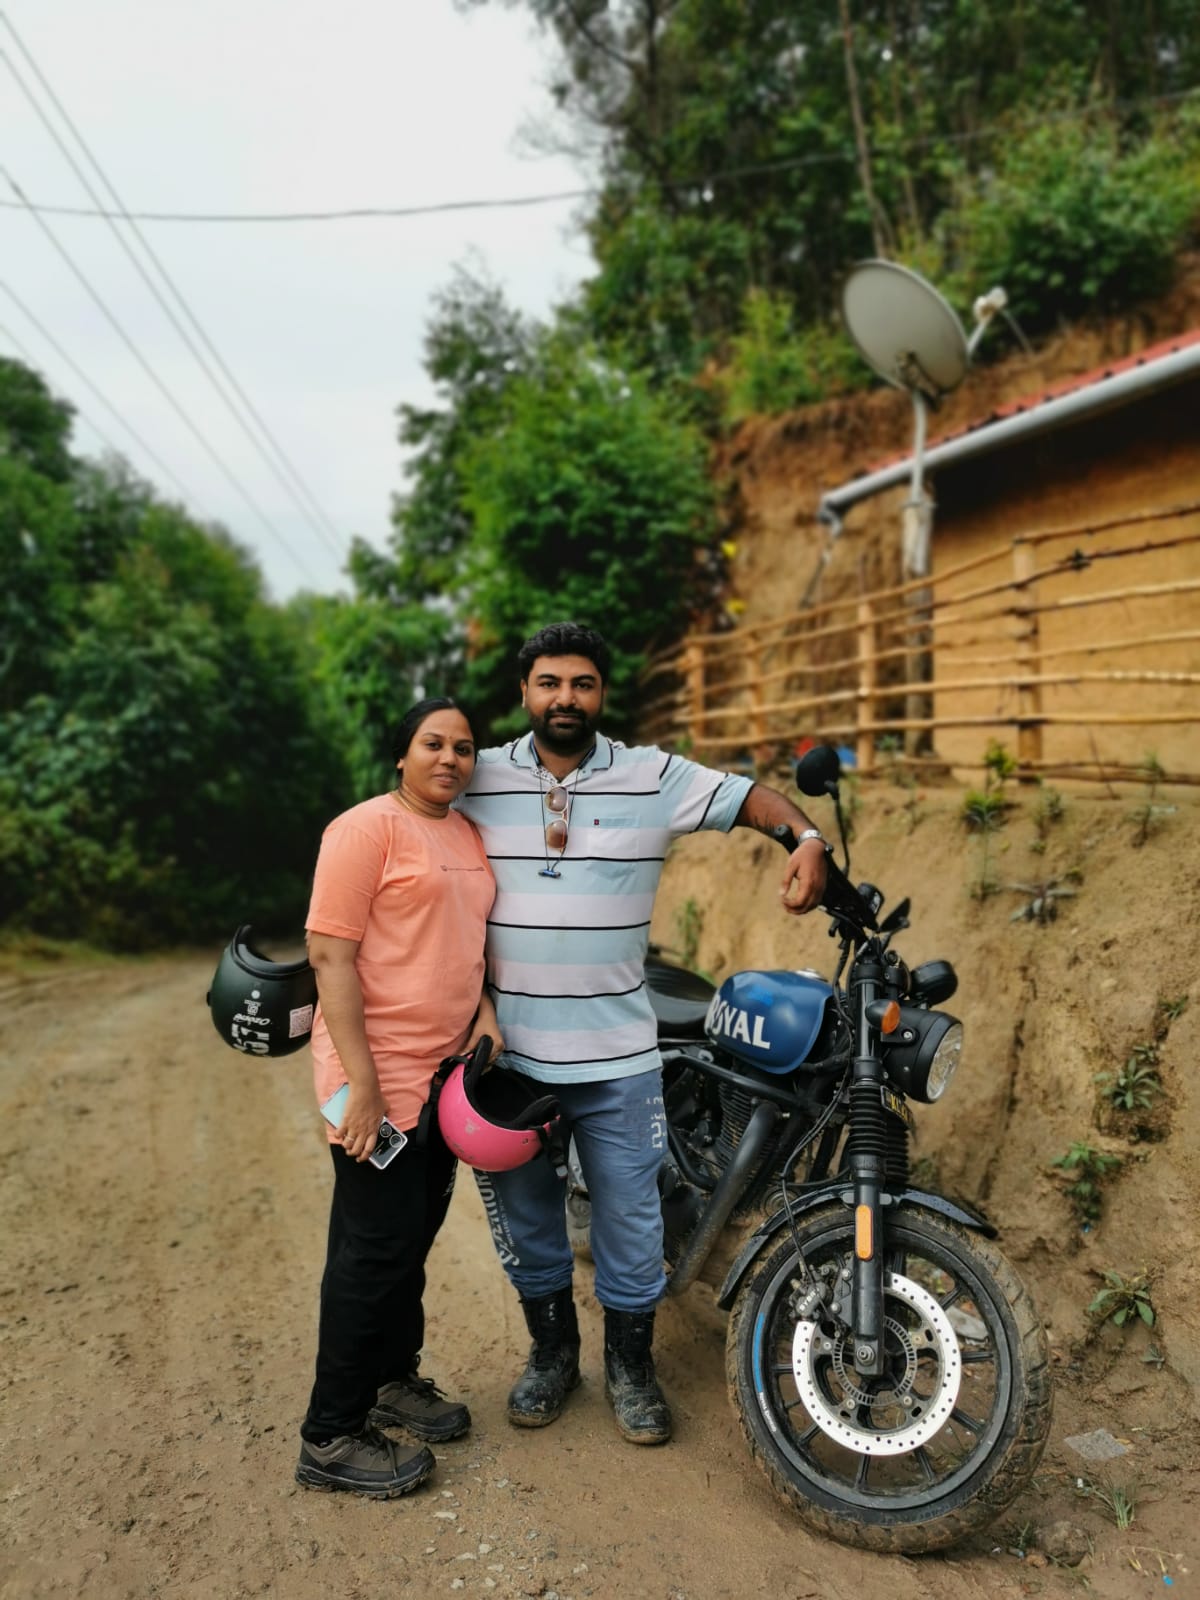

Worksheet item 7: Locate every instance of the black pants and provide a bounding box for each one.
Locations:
[301,1131,457,1442]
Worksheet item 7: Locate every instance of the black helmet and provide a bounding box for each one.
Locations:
[207,925,317,1058]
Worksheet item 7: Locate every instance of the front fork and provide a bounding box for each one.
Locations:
[847,961,887,1376]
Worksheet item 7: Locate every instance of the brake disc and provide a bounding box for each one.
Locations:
[791,1270,963,1456]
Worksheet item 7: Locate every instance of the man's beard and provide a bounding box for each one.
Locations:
[528,706,598,756]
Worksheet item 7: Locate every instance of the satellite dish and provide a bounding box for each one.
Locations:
[842,261,969,403]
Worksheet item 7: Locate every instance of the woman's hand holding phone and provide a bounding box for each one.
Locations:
[334,1080,388,1162]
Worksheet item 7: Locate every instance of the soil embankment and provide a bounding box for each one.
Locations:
[1,786,1196,1598]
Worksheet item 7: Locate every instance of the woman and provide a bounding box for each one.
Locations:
[295,697,499,1498]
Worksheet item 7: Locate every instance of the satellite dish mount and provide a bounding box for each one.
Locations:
[841,261,1003,577]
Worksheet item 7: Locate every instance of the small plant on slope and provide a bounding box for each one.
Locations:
[1095,1043,1162,1112]
[1088,1268,1155,1330]
[1051,1141,1121,1226]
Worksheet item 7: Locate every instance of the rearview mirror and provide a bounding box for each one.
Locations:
[795,744,841,799]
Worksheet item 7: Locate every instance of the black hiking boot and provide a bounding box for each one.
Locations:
[371,1372,471,1442]
[603,1307,672,1446]
[507,1287,581,1427]
[295,1423,436,1497]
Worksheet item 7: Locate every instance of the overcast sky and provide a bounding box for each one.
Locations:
[0,0,593,598]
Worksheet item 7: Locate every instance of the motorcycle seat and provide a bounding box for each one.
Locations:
[646,955,715,1038]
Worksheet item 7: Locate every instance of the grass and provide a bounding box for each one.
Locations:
[0,930,130,978]
[1080,1472,1140,1530]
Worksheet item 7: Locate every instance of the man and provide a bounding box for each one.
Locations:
[456,622,829,1446]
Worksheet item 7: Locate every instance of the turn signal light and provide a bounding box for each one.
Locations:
[855,1204,873,1260]
[865,998,902,1034]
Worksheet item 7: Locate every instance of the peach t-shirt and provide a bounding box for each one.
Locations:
[305,794,496,1133]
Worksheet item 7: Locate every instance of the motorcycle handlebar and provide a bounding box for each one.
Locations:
[770,824,878,933]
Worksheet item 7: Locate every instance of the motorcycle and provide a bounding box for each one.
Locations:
[567,744,1051,1553]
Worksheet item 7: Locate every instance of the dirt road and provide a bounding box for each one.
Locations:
[0,954,1189,1599]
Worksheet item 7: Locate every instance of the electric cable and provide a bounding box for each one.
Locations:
[0,86,1192,226]
[1,166,318,585]
[0,275,211,513]
[0,17,345,560]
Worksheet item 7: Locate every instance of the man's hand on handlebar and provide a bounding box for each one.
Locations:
[781,838,829,916]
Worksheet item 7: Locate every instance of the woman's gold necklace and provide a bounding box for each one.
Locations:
[390,785,449,820]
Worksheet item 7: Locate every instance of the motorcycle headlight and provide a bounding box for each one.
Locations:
[883,1010,963,1103]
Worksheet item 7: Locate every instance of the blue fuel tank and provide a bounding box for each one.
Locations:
[703,969,837,1075]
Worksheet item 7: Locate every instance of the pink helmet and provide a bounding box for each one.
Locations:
[436,1036,565,1173]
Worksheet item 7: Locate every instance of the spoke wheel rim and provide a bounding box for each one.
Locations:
[750,1217,1014,1512]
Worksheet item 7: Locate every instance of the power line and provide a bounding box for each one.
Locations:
[0,188,595,225]
[0,85,1190,226]
[0,276,212,512]
[0,167,319,585]
[0,18,345,562]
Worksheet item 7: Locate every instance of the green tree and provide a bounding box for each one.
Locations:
[460,336,717,733]
[298,588,458,800]
[0,356,74,482]
[0,359,349,947]
[466,0,1200,371]
[388,265,534,604]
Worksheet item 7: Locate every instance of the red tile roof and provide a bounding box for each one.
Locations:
[864,326,1200,475]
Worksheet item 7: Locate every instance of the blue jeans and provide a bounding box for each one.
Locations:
[473,1069,667,1312]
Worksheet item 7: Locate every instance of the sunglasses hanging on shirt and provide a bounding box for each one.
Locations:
[537,772,580,878]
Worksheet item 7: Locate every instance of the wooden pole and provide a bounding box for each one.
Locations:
[1012,540,1043,778]
[684,640,706,751]
[749,639,766,746]
[857,596,877,773]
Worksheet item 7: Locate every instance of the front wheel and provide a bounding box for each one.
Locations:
[726,1205,1051,1554]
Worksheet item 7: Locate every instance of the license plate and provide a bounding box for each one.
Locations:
[881,1086,915,1129]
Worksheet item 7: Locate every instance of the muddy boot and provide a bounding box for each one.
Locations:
[603,1307,672,1446]
[507,1288,581,1427]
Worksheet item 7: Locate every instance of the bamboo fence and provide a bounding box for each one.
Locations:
[637,502,1200,784]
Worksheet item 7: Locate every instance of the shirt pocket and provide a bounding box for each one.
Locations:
[582,813,655,861]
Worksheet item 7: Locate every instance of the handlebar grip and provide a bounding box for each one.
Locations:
[772,822,875,930]
[820,855,878,932]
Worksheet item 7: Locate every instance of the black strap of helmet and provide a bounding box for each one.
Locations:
[461,1034,494,1100]
[414,1048,470,1148]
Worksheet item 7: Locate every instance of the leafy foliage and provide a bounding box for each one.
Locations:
[460,336,718,733]
[1088,1268,1155,1329]
[467,0,1200,394]
[716,290,868,422]
[1095,1043,1162,1112]
[1051,1141,1122,1226]
[940,102,1200,332]
[0,361,349,947]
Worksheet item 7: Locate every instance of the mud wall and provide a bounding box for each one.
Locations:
[927,379,1200,774]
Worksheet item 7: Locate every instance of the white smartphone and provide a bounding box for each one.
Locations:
[320,1084,408,1169]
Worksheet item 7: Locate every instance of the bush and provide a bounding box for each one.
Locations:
[717,290,869,423]
[943,100,1200,331]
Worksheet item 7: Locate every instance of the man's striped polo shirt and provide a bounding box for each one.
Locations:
[456,731,752,1085]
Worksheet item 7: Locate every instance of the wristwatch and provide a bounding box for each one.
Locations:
[795,828,831,851]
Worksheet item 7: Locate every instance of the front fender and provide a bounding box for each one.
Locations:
[714,1184,998,1312]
